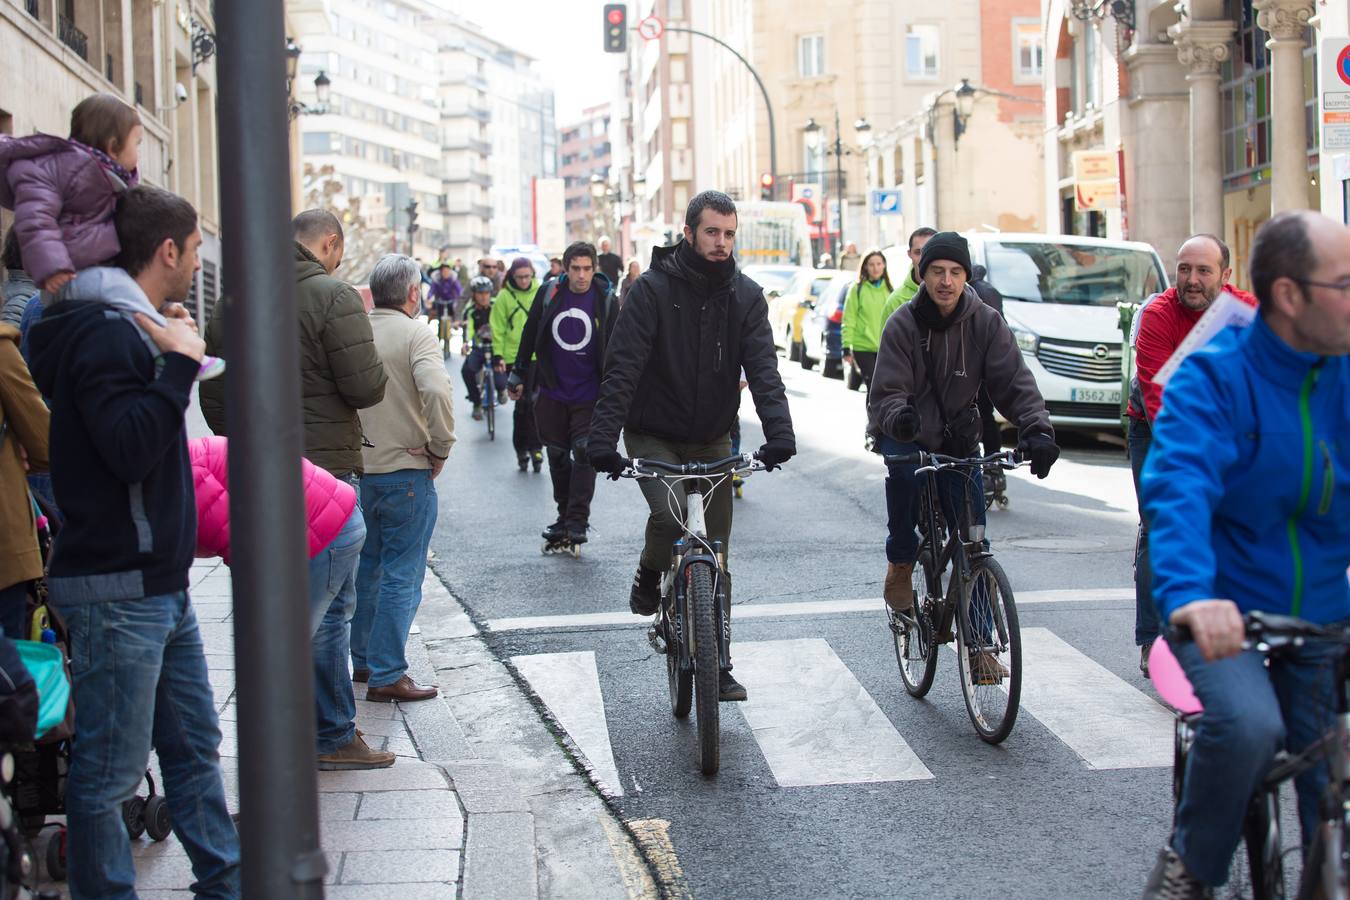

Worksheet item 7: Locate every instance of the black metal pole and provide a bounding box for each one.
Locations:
[215,2,326,897]
[664,27,777,200]
[834,107,845,253]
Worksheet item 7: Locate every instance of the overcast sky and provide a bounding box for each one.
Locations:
[447,0,625,125]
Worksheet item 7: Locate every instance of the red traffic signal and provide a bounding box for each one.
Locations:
[603,4,628,53]
[759,172,775,199]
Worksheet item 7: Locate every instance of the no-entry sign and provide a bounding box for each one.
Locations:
[637,15,664,41]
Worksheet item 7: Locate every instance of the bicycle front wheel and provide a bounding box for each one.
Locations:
[485,391,495,440]
[688,562,720,775]
[893,550,939,698]
[955,557,1021,744]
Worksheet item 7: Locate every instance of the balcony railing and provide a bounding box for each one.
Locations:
[24,0,38,19]
[58,15,88,61]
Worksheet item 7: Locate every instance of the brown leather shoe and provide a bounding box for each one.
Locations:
[884,562,915,613]
[365,675,438,703]
[317,732,396,770]
[351,668,371,683]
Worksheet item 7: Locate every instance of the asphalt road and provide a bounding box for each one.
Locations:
[427,347,1184,899]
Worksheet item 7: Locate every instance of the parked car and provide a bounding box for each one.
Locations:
[800,273,856,379]
[879,233,1168,431]
[741,264,801,301]
[767,268,846,360]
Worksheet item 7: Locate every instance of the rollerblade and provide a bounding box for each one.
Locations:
[471,404,483,421]
[983,463,1009,510]
[541,520,577,557]
[732,473,744,499]
[517,453,529,472]
[531,450,543,473]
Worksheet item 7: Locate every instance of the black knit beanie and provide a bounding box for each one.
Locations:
[917,232,972,280]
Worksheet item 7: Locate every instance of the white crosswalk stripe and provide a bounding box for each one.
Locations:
[512,651,625,796]
[1013,627,1173,769]
[733,638,934,786]
[510,628,1171,795]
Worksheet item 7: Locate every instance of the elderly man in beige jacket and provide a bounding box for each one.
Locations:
[352,254,455,703]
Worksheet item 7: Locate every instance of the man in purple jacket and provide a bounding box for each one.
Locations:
[507,241,618,550]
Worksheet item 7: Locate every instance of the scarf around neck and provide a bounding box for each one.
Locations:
[73,140,138,188]
[910,288,969,333]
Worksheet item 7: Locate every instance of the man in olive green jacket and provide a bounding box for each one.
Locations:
[199,210,387,479]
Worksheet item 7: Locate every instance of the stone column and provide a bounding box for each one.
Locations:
[1254,0,1315,212]
[1170,20,1236,235]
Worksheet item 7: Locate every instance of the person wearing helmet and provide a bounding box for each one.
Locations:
[461,276,504,420]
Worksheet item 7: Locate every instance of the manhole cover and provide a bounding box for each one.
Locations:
[1005,537,1108,552]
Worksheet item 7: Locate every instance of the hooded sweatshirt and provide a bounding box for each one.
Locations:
[489,276,538,366]
[26,269,197,606]
[868,284,1052,452]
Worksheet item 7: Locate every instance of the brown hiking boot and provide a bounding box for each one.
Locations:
[318,732,396,771]
[969,650,1010,686]
[884,562,915,613]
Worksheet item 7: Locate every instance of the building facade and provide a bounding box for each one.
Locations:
[1042,0,1320,279]
[560,104,612,244]
[1,0,223,324]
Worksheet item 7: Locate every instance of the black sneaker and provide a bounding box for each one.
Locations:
[629,565,660,616]
[718,669,748,702]
[541,520,565,542]
[1141,846,1211,899]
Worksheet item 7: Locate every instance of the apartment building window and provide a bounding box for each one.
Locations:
[905,25,939,80]
[1013,19,1043,83]
[798,35,825,78]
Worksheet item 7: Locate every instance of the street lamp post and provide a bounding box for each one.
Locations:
[803,112,872,261]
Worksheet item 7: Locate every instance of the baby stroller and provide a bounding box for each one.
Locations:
[0,493,172,893]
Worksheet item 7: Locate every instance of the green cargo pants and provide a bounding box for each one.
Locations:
[623,431,734,575]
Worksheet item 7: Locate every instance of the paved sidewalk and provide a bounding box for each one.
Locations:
[36,557,652,898]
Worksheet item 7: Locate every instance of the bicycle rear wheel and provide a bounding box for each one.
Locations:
[665,600,692,718]
[485,390,495,440]
[893,550,939,698]
[955,557,1021,744]
[689,562,719,775]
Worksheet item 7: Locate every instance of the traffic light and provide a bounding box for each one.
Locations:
[759,172,775,201]
[406,199,419,234]
[603,4,627,53]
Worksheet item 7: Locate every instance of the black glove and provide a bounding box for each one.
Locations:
[756,439,795,471]
[505,370,524,392]
[587,445,626,480]
[887,401,922,444]
[1018,433,1060,479]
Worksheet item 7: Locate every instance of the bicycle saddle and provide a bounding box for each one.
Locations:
[1148,637,1203,715]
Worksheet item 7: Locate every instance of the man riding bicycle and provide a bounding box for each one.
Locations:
[427,262,462,322]
[1139,210,1350,898]
[586,190,796,702]
[461,276,505,421]
[867,232,1059,658]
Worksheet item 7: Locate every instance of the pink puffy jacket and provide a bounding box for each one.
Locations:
[189,436,357,564]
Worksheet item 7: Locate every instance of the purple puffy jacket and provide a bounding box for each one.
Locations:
[0,134,132,285]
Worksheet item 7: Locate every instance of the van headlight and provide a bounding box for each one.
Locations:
[1011,327,1039,354]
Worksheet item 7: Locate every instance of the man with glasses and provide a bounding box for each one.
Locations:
[1140,211,1350,898]
[1125,234,1255,677]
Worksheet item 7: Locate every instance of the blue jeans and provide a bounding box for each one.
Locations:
[308,508,364,753]
[880,436,985,564]
[62,592,239,899]
[1128,417,1161,646]
[352,470,437,688]
[1172,634,1342,886]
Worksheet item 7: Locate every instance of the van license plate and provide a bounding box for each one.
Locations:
[1071,388,1121,404]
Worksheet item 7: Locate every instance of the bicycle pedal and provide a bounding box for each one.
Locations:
[646,625,668,655]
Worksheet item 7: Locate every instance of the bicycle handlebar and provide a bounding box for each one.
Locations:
[882,449,1023,469]
[621,452,763,478]
[1167,610,1350,649]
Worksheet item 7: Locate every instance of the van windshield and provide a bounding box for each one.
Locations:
[983,241,1164,306]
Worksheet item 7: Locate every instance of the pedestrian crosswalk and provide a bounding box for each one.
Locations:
[510,627,1173,794]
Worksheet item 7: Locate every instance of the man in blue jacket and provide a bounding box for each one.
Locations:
[27,187,239,898]
[1140,209,1350,898]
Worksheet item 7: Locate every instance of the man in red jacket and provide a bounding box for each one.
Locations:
[1127,234,1257,675]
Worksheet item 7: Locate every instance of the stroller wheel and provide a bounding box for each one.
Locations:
[144,794,172,842]
[122,796,146,840]
[44,828,66,881]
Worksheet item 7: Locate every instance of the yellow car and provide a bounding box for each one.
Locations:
[766,268,847,361]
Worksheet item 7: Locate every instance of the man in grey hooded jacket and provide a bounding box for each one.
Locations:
[868,232,1059,615]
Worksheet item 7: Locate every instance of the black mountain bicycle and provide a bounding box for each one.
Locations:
[622,452,766,776]
[887,449,1026,744]
[1161,612,1350,899]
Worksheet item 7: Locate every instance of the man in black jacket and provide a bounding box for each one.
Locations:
[28,187,239,897]
[508,241,618,548]
[586,191,796,702]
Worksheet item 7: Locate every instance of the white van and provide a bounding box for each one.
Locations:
[883,233,1167,431]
